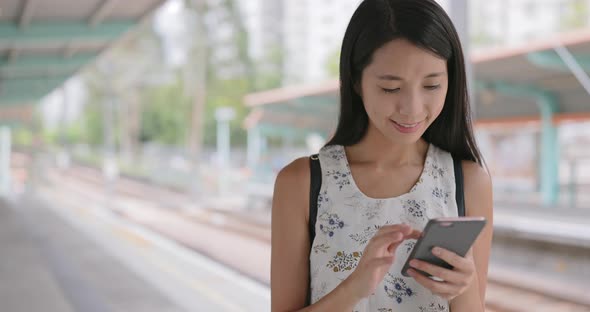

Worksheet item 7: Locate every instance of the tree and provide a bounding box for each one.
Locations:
[253,43,284,91]
[78,19,167,159]
[77,74,106,148]
[140,76,192,145]
[325,48,340,78]
[72,0,286,158]
[182,0,262,149]
[561,0,588,30]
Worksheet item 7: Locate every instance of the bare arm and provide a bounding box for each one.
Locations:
[271,157,361,311]
[450,161,494,311]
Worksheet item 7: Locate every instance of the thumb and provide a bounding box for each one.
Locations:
[387,241,404,254]
[405,229,422,240]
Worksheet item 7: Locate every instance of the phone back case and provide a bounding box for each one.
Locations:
[401,218,486,277]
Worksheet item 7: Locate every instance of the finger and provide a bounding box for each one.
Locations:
[372,231,403,243]
[376,224,411,236]
[407,268,457,298]
[405,229,422,240]
[376,230,420,254]
[408,259,464,284]
[431,247,470,271]
[386,240,407,254]
[370,225,418,253]
[374,224,420,242]
[371,233,404,252]
[466,247,474,259]
[364,235,403,257]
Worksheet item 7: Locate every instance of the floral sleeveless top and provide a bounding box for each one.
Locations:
[309,143,458,312]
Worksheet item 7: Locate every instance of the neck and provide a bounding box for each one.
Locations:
[344,123,428,170]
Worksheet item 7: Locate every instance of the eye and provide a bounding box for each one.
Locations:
[424,85,441,90]
[382,88,400,94]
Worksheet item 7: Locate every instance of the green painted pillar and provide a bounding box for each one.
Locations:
[247,126,261,170]
[537,93,559,206]
[483,81,560,206]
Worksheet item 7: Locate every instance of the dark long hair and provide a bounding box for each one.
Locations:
[326,0,483,164]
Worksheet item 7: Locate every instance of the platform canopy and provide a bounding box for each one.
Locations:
[244,28,590,137]
[0,0,166,123]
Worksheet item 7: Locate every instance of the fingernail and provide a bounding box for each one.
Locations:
[432,247,442,255]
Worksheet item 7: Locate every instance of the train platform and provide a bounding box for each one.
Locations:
[0,192,269,312]
[0,196,183,312]
[2,164,589,312]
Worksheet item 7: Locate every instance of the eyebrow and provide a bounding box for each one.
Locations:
[377,72,446,80]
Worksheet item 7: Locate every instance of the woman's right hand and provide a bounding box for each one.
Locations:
[346,224,421,300]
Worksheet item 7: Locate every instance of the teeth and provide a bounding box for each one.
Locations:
[396,122,419,128]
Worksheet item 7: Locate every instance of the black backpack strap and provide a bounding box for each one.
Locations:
[306,154,321,306]
[453,156,466,217]
[309,154,321,246]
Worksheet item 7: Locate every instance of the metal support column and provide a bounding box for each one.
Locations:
[485,81,560,206]
[247,126,261,170]
[0,127,12,198]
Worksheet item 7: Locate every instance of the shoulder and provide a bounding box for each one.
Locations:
[461,160,492,193]
[461,160,493,217]
[275,156,310,190]
[273,156,312,221]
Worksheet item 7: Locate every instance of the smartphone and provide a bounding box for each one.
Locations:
[401,217,486,278]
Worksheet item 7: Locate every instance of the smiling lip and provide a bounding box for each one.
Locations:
[391,120,423,134]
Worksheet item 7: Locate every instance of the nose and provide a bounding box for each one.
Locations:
[397,89,424,118]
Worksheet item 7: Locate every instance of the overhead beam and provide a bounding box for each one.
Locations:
[0,54,95,78]
[7,49,20,62]
[0,80,64,104]
[256,123,331,140]
[19,0,37,28]
[0,105,34,123]
[553,44,590,97]
[89,0,118,27]
[63,42,78,58]
[0,88,58,106]
[0,21,134,48]
[527,51,590,71]
[0,54,96,68]
[265,100,337,119]
[1,76,67,94]
[0,77,68,102]
[0,68,77,80]
[257,109,336,135]
[244,80,339,107]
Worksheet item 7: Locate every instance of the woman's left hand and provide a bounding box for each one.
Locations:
[406,247,476,301]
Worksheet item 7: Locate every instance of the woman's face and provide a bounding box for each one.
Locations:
[359,38,449,144]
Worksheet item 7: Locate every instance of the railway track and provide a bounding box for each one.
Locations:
[40,161,590,312]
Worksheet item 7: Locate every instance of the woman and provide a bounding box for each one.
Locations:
[271,0,493,311]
